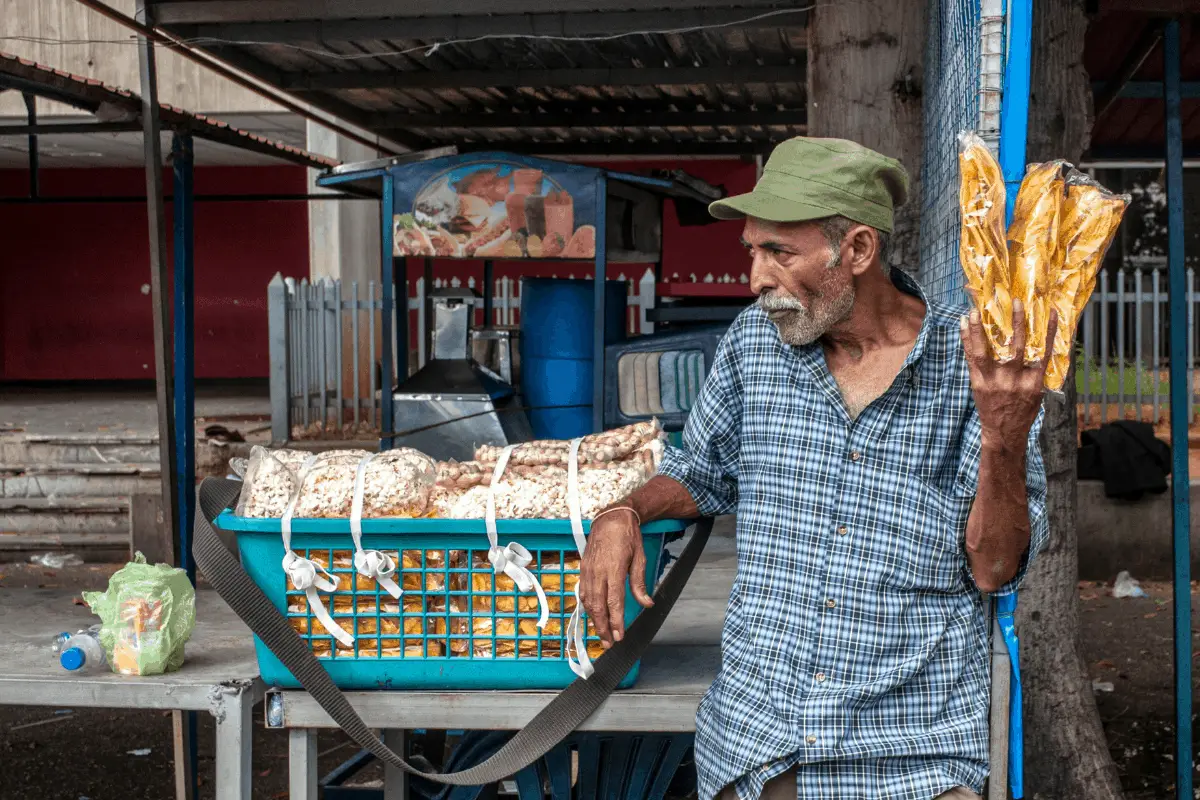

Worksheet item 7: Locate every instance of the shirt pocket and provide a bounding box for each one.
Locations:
[876,472,971,593]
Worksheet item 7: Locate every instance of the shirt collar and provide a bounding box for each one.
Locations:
[890,268,933,371]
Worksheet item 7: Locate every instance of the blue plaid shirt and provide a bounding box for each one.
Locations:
[657,271,1048,800]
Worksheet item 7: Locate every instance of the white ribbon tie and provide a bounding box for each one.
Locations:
[349,453,403,600]
[563,437,595,679]
[485,445,550,630]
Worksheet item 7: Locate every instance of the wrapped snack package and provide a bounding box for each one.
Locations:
[238,447,435,520]
[235,446,311,517]
[474,420,664,467]
[434,459,655,520]
[1008,160,1066,362]
[958,132,1015,360]
[82,552,196,676]
[1045,171,1129,391]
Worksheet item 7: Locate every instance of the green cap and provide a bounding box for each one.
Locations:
[709,137,910,233]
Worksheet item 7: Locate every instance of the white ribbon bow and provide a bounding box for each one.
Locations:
[282,455,354,648]
[487,542,550,629]
[562,437,595,679]
[349,453,403,600]
[485,445,550,631]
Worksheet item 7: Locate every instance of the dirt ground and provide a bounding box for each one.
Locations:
[0,564,1195,800]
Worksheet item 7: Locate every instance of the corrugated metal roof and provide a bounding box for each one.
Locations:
[0,50,340,169]
[154,2,808,155]
[1086,13,1200,159]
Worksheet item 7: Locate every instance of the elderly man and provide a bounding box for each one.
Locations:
[579,137,1051,800]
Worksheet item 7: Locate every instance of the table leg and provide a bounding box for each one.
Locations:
[213,686,253,800]
[289,729,319,800]
[384,729,408,800]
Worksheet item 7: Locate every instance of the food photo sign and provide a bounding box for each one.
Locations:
[391,153,601,260]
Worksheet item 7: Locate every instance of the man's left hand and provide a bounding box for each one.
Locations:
[960,298,1056,449]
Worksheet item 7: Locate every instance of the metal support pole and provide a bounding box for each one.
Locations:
[22,93,38,199]
[593,174,608,432]
[998,0,1033,221]
[170,131,199,798]
[483,259,495,327]
[1164,19,1193,800]
[136,5,186,798]
[171,133,195,582]
[423,257,435,361]
[380,172,396,451]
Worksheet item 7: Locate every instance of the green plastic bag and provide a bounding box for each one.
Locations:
[82,552,196,676]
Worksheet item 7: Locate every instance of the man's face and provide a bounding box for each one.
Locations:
[742,218,854,346]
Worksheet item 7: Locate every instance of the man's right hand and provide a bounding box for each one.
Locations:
[579,508,654,649]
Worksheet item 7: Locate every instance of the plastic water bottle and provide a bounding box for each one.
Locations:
[59,628,107,672]
[51,624,100,654]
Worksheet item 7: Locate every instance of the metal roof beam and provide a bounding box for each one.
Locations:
[1092,80,1200,99]
[1093,22,1165,121]
[0,121,142,135]
[282,66,804,92]
[377,109,806,130]
[1097,0,1200,15]
[197,45,432,150]
[170,8,808,43]
[459,140,777,157]
[154,0,799,25]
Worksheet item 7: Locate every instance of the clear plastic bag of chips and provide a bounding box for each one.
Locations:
[958,131,1015,360]
[1008,160,1066,363]
[1045,170,1130,392]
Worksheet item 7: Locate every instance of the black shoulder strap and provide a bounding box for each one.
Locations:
[193,477,711,786]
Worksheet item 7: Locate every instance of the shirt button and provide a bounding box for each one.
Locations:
[815,672,827,682]
[849,450,862,462]
[806,735,818,745]
[825,598,837,609]
[837,525,848,536]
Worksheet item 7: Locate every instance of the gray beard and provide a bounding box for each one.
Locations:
[758,284,855,346]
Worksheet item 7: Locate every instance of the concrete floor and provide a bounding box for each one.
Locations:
[0,383,271,438]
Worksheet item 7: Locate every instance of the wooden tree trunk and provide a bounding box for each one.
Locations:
[1017,2,1125,797]
[806,0,925,275]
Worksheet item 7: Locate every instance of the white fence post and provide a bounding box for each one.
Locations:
[638,268,656,335]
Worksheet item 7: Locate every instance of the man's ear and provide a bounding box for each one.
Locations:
[845,225,879,276]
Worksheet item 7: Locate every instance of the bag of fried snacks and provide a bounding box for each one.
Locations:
[958,131,1015,360]
[1044,170,1130,392]
[1008,160,1067,363]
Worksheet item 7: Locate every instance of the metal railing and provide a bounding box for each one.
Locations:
[267,269,662,442]
[1077,260,1198,425]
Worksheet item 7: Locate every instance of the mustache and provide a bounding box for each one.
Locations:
[757,292,807,312]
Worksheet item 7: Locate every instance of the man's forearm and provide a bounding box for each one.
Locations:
[966,436,1031,592]
[606,475,699,522]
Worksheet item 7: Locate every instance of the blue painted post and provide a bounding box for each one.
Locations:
[996,2,1034,795]
[593,174,608,432]
[171,132,195,583]
[170,131,199,800]
[998,0,1033,220]
[380,171,396,451]
[1164,19,1193,800]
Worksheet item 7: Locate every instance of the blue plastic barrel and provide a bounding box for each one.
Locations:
[520,278,627,438]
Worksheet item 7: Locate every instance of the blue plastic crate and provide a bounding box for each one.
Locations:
[217,512,684,690]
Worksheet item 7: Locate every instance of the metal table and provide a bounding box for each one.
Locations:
[1,588,265,800]
[272,527,737,799]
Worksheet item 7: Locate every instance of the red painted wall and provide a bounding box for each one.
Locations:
[0,165,309,380]
[0,157,753,381]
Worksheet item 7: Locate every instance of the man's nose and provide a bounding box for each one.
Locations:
[748,251,775,296]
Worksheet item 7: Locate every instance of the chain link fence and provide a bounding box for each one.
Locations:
[919,0,992,304]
